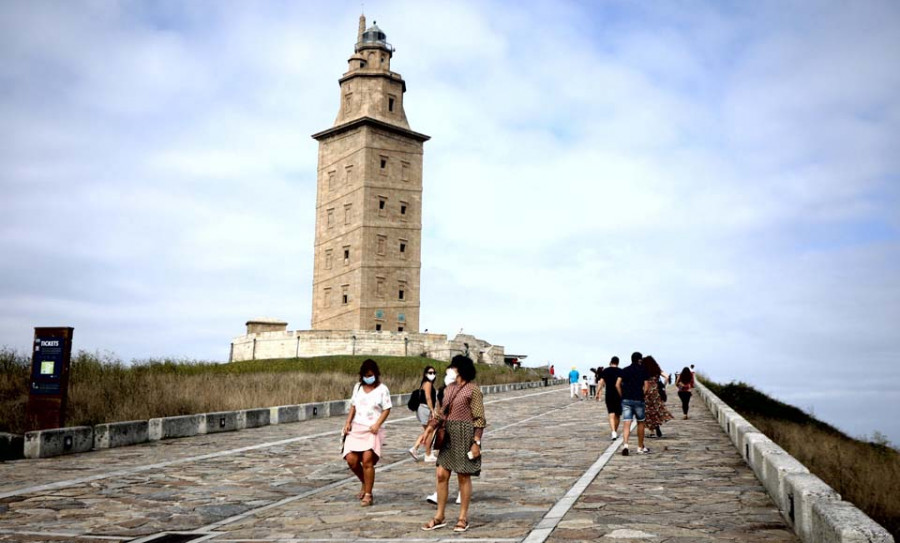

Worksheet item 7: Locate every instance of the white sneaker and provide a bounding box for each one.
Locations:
[638,447,650,454]
[425,492,461,504]
[424,453,437,463]
[408,447,419,461]
[611,431,618,440]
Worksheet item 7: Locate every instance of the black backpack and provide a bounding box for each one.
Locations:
[407,388,423,411]
[657,378,668,402]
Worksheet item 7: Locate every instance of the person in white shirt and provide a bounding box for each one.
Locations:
[341,359,392,506]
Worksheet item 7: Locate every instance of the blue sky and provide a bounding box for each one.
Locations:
[1,0,898,444]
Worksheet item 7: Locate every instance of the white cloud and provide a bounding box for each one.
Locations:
[1,0,898,441]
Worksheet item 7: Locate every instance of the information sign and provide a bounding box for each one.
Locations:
[25,327,74,430]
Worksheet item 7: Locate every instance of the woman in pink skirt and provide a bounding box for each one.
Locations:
[341,359,392,506]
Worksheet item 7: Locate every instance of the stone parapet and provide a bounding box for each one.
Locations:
[229,329,506,365]
[695,381,893,543]
[0,432,24,461]
[13,378,565,460]
[23,426,93,459]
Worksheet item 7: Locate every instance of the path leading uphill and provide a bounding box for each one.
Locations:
[0,384,796,542]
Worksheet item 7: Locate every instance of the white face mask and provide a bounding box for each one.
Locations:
[362,375,376,385]
[445,369,458,385]
[426,373,436,382]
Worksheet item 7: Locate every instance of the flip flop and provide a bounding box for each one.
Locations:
[454,519,469,532]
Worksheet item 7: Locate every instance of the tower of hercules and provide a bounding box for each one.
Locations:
[310,16,429,333]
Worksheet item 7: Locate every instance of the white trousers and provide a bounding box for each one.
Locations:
[570,383,580,397]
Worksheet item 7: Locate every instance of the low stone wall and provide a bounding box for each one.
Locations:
[695,381,894,543]
[0,432,24,461]
[16,378,565,460]
[230,329,506,365]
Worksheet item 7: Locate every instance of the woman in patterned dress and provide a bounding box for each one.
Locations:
[341,359,392,506]
[641,356,674,438]
[422,355,485,533]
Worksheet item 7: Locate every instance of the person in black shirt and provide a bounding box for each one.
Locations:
[597,356,624,440]
[616,352,651,455]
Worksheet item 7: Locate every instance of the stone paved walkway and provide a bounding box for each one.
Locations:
[0,385,797,542]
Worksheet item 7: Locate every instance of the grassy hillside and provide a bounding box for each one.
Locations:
[702,378,899,539]
[0,348,543,435]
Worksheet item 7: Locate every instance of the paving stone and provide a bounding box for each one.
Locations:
[0,385,797,542]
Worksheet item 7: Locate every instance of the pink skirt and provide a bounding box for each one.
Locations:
[342,422,385,459]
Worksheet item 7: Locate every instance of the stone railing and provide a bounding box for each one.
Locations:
[695,381,894,543]
[7,378,566,461]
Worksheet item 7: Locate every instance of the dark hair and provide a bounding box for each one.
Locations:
[449,355,476,382]
[631,352,642,364]
[358,358,381,385]
[679,367,693,385]
[642,356,661,378]
[610,356,619,366]
[420,365,436,386]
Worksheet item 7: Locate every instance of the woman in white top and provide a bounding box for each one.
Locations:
[342,359,392,506]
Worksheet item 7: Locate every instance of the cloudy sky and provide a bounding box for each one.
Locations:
[2,1,898,443]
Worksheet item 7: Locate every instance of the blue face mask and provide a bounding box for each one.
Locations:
[363,375,376,385]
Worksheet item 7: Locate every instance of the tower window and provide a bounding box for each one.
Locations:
[400,203,407,216]
[379,199,386,209]
[378,196,387,217]
[399,241,407,254]
[344,204,352,225]
[341,284,349,305]
[398,326,404,332]
[380,157,387,169]
[324,287,332,308]
[377,235,386,255]
[398,288,405,300]
[327,170,336,191]
[388,97,395,112]
[376,276,385,297]
[326,208,334,228]
[345,165,353,185]
[325,249,333,270]
[401,161,410,182]
[375,323,382,331]
[343,246,350,265]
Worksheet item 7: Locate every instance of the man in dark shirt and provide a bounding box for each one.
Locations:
[597,356,624,440]
[616,351,651,455]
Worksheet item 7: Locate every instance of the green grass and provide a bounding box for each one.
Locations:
[701,376,899,539]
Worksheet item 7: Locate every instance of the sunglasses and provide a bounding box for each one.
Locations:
[426,371,436,375]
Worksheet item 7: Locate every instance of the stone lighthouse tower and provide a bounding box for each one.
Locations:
[310,16,429,333]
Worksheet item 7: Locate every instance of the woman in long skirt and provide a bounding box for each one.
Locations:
[641,356,674,438]
[341,359,392,506]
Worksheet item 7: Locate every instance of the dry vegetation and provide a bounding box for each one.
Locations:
[0,348,543,434]
[703,378,899,539]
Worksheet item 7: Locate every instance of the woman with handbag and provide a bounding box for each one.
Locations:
[422,355,485,533]
[341,359,392,506]
[409,365,439,462]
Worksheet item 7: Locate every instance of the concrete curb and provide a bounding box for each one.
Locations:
[695,381,893,543]
[0,432,24,461]
[18,377,566,460]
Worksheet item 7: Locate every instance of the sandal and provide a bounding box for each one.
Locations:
[356,489,366,500]
[360,493,373,506]
[422,517,447,531]
[453,518,469,532]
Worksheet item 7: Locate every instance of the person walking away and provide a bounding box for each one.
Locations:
[580,375,589,400]
[616,352,650,455]
[409,366,439,462]
[549,364,555,379]
[342,359,392,506]
[587,369,598,399]
[568,366,580,399]
[597,356,623,440]
[676,366,695,419]
[422,356,485,533]
[641,356,674,438]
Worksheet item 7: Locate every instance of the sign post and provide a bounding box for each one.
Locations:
[25,327,74,431]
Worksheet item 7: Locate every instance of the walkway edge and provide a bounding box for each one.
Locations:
[695,381,893,543]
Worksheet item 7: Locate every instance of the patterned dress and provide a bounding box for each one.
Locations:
[643,378,674,431]
[437,382,486,476]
